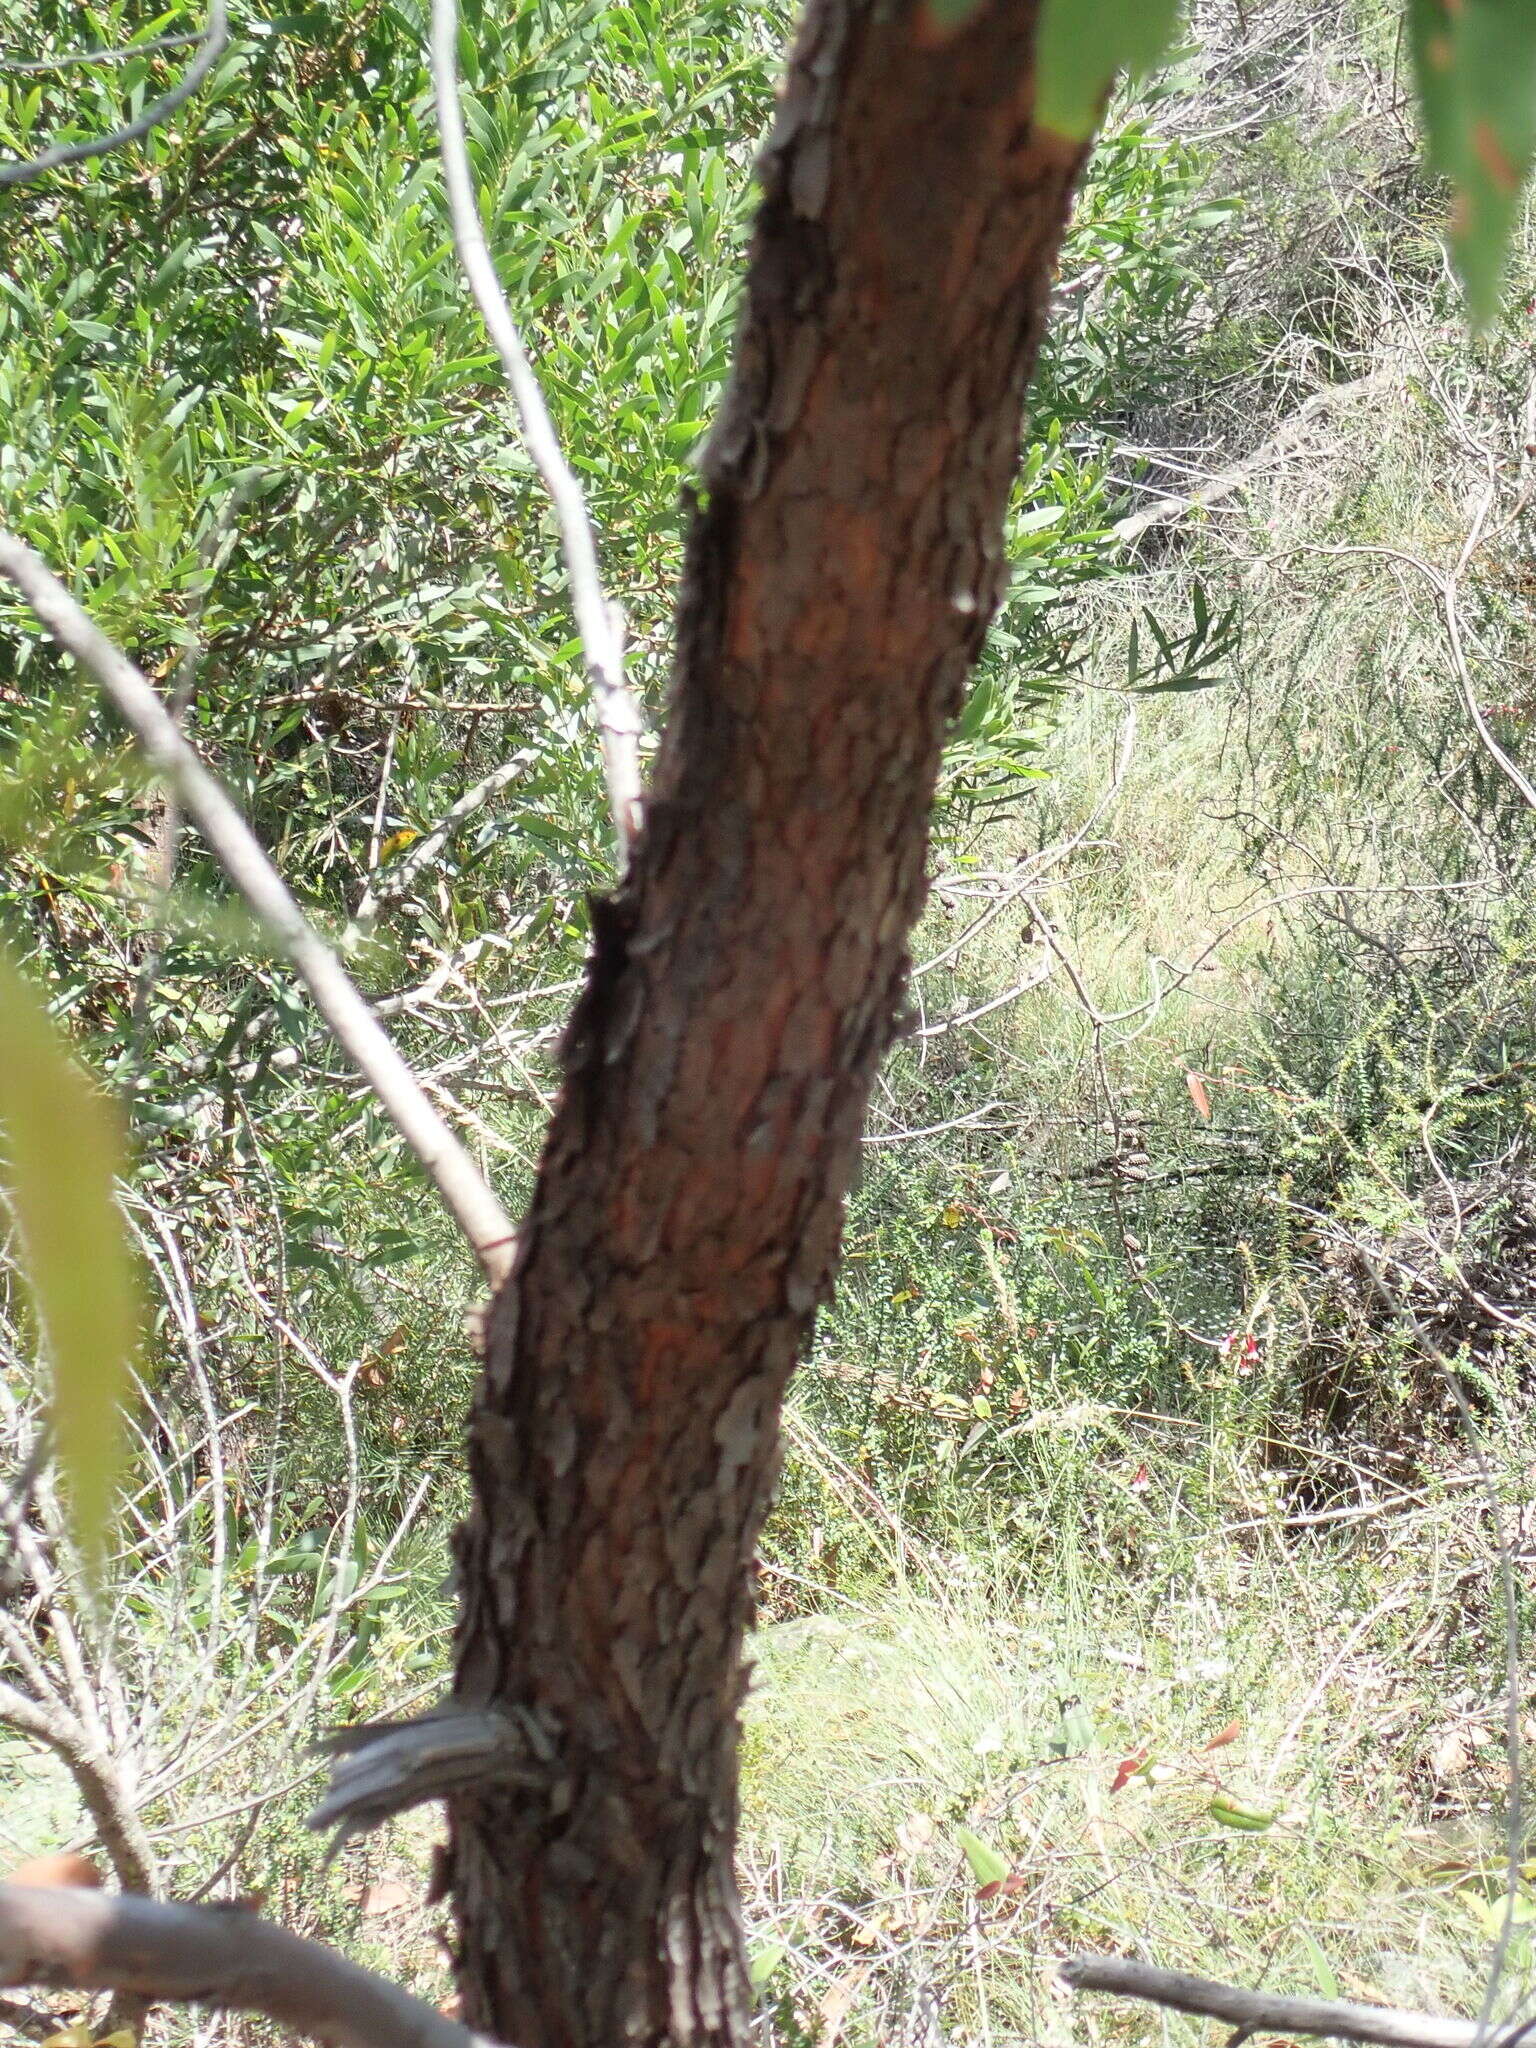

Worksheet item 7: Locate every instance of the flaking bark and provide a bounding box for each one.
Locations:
[448,5,1089,2046]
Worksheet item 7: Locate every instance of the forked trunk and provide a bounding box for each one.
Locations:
[448,4,1088,2045]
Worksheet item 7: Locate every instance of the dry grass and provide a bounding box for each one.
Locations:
[743,1411,1536,2048]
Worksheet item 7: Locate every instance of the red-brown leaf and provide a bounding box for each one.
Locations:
[1110,1748,1150,1793]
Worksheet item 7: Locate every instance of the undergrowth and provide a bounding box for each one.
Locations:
[4,0,1536,2042]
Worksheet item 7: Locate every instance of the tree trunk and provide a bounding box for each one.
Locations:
[448,4,1089,2045]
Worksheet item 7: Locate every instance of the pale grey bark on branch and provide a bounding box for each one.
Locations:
[0,531,518,1287]
[0,1682,156,1896]
[1060,1954,1528,2048]
[0,1885,506,2048]
[0,25,204,71]
[308,1702,556,1841]
[428,0,644,860]
[353,750,540,929]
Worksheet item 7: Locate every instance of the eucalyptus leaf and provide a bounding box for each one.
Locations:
[1035,0,1183,141]
[0,955,136,1571]
[1408,0,1536,325]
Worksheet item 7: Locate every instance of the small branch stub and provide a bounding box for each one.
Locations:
[309,1703,557,1843]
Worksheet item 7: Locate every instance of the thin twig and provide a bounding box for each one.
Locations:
[1282,522,1536,814]
[428,0,643,859]
[0,1885,505,2048]
[0,531,517,1287]
[1112,371,1393,545]
[353,750,539,930]
[0,1,229,187]
[1060,1955,1518,2048]
[0,27,204,71]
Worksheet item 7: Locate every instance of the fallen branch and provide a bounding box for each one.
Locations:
[0,1885,504,2048]
[1059,1954,1526,2048]
[0,531,518,1288]
[1113,371,1391,546]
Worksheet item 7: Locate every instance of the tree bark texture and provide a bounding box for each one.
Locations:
[448,4,1089,2046]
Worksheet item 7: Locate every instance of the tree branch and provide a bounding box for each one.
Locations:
[0,26,205,72]
[0,531,518,1287]
[0,1683,156,1896]
[0,1885,506,2048]
[0,0,229,187]
[1059,1955,1523,2048]
[308,1703,556,1844]
[353,750,539,930]
[428,0,643,861]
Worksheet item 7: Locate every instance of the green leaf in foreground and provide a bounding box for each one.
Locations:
[1409,0,1536,326]
[0,955,136,1569]
[954,1825,1009,1886]
[1034,0,1182,141]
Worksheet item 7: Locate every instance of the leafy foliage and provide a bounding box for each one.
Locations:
[3,2,1536,2034]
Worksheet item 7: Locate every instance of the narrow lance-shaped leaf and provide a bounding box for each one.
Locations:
[0,955,136,1569]
[1409,0,1536,327]
[954,1826,1009,1887]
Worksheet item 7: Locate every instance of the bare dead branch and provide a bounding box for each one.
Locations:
[1290,505,1536,815]
[1113,371,1393,545]
[0,530,517,1287]
[308,1702,556,1842]
[428,0,643,860]
[1059,1955,1516,2048]
[0,1,229,188]
[0,1884,505,2048]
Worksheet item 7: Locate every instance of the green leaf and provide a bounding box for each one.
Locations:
[748,1941,788,1993]
[0,956,136,1570]
[954,1826,1009,1887]
[1013,504,1069,534]
[1409,0,1536,326]
[1208,1792,1277,1832]
[1049,1700,1097,1754]
[1034,0,1183,141]
[1298,1929,1340,2000]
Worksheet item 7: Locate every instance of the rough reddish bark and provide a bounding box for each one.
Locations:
[447,4,1089,2046]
